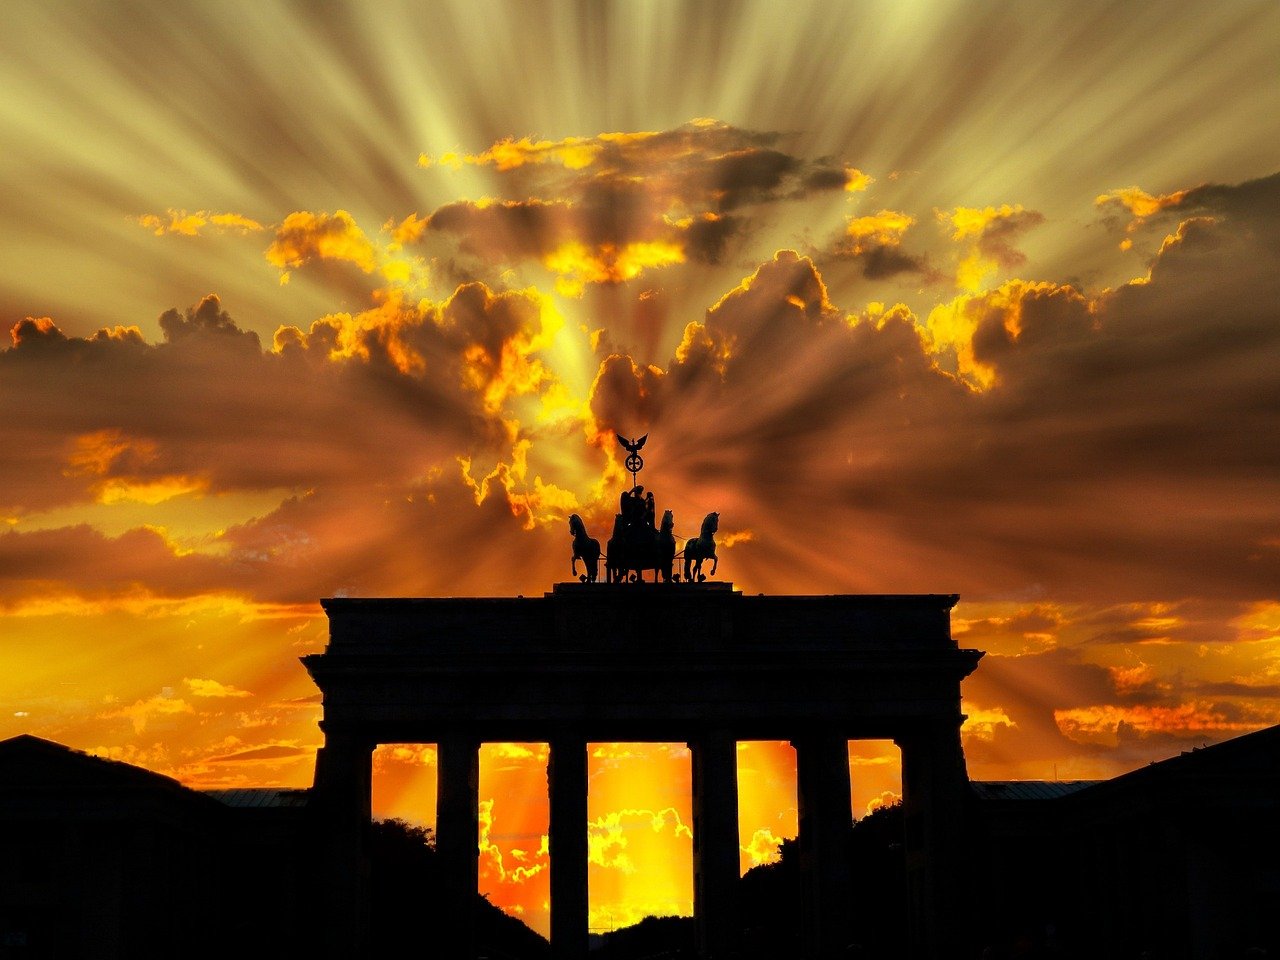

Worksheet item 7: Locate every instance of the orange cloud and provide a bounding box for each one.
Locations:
[386,212,429,247]
[64,429,154,478]
[104,694,194,735]
[588,807,692,874]
[841,209,915,253]
[416,121,856,289]
[137,209,264,237]
[1055,701,1279,743]
[844,168,874,192]
[460,438,581,530]
[9,316,63,348]
[741,827,784,867]
[925,279,1090,388]
[62,430,210,505]
[444,282,564,413]
[424,134,616,171]
[276,289,431,375]
[184,677,253,699]
[480,798,548,884]
[544,241,685,297]
[961,704,1017,741]
[266,210,378,278]
[1096,185,1193,248]
[864,790,901,816]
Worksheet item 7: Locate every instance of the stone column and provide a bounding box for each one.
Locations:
[896,720,970,960]
[437,735,480,960]
[548,736,590,960]
[311,728,373,960]
[691,732,740,959]
[794,734,854,960]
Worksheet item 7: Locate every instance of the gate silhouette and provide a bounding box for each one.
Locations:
[304,583,982,959]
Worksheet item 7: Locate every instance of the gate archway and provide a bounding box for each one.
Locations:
[304,583,982,959]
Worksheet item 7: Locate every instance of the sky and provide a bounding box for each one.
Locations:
[3,0,1280,937]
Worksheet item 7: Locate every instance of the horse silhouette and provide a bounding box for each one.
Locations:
[683,512,719,582]
[568,514,601,582]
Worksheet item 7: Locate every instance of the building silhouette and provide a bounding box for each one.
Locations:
[2,589,1278,959]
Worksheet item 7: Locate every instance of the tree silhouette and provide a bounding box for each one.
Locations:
[368,818,550,958]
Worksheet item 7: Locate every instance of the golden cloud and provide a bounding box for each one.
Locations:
[960,703,1017,741]
[1054,701,1278,743]
[741,827,785,867]
[423,133,624,171]
[414,120,856,290]
[480,798,547,884]
[844,168,874,192]
[62,430,210,505]
[138,209,265,237]
[543,241,685,298]
[276,290,431,375]
[104,694,194,735]
[184,677,253,699]
[266,210,378,279]
[925,279,1090,388]
[588,807,693,874]
[1096,186,1193,247]
[460,439,581,531]
[940,203,1045,292]
[64,430,154,478]
[841,209,915,253]
[864,790,902,816]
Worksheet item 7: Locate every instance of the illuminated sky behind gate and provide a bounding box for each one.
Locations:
[3,0,1280,937]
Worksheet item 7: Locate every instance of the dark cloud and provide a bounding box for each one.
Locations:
[856,243,932,280]
[584,174,1280,605]
[158,294,261,350]
[425,199,575,262]
[973,207,1045,268]
[0,286,544,519]
[0,525,262,603]
[416,120,855,281]
[206,744,310,763]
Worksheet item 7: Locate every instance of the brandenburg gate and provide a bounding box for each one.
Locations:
[304,436,982,959]
[304,585,981,959]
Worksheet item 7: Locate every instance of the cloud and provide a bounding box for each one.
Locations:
[1054,701,1280,745]
[104,694,194,735]
[206,743,309,763]
[940,203,1045,291]
[137,209,265,237]
[1095,172,1280,252]
[741,827,784,866]
[589,807,692,874]
[184,677,252,699]
[829,209,930,279]
[480,799,547,885]
[158,293,262,350]
[414,120,858,291]
[266,209,378,278]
